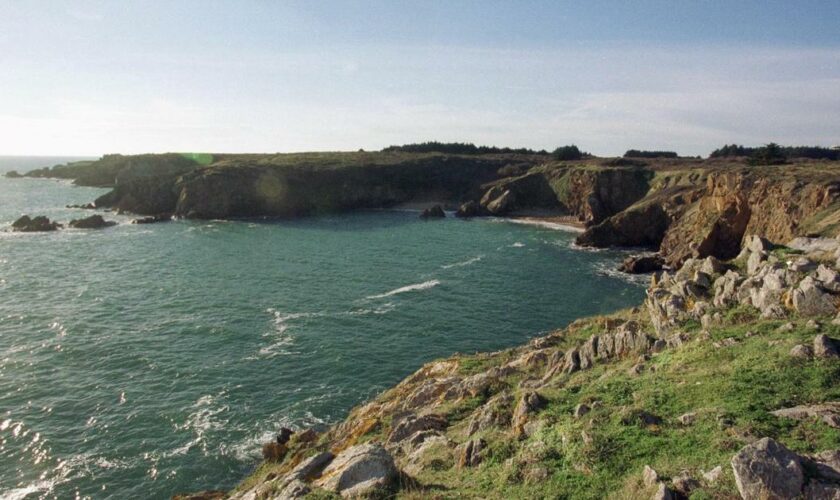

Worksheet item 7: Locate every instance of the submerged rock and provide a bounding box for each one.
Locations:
[618,254,664,274]
[455,200,485,218]
[69,215,117,229]
[11,215,61,232]
[419,205,446,219]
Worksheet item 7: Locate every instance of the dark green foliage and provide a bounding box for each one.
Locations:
[749,142,788,166]
[623,150,678,159]
[381,141,547,155]
[710,143,840,161]
[551,145,584,161]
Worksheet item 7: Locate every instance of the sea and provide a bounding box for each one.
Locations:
[0,156,645,499]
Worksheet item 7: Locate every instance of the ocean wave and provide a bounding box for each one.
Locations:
[441,255,483,269]
[510,242,525,248]
[365,279,440,299]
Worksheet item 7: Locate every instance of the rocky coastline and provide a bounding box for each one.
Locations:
[13,153,840,271]
[9,151,840,498]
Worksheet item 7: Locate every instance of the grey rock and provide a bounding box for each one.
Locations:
[702,465,723,484]
[745,235,773,254]
[793,277,837,317]
[316,444,398,498]
[817,264,840,293]
[730,437,804,500]
[678,412,697,426]
[790,256,818,273]
[815,334,840,359]
[642,465,659,487]
[790,344,814,359]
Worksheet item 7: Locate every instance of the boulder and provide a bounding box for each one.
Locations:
[744,235,773,254]
[619,254,664,274]
[817,264,840,293]
[68,215,117,229]
[793,277,837,317]
[790,344,814,359]
[11,215,61,232]
[677,412,697,426]
[730,438,804,500]
[815,334,840,359]
[702,465,723,484]
[419,205,445,219]
[700,256,725,275]
[455,200,485,218]
[316,443,399,498]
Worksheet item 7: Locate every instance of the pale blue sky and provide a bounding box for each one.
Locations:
[1,1,839,156]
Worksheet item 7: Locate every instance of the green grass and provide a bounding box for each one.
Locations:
[400,316,840,499]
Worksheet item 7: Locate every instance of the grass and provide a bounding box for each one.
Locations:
[398,313,840,499]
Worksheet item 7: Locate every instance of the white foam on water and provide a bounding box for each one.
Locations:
[501,217,584,233]
[511,242,526,248]
[441,255,483,269]
[365,279,441,299]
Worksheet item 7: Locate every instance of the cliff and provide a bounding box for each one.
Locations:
[211,235,840,500]
[23,153,840,267]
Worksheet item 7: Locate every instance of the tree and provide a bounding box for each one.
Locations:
[749,143,787,165]
[552,145,583,161]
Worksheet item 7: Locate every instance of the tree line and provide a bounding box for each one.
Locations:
[710,143,840,162]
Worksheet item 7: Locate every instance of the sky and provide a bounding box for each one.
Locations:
[1,0,839,157]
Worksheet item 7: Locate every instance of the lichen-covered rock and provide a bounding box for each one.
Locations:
[316,444,399,498]
[730,438,804,500]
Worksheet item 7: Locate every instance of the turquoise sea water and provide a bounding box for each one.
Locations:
[0,157,645,499]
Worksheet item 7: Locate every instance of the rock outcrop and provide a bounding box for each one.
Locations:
[68,215,117,229]
[419,205,446,218]
[314,444,399,498]
[10,215,61,232]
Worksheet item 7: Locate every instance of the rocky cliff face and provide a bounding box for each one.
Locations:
[172,154,522,218]
[577,164,840,266]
